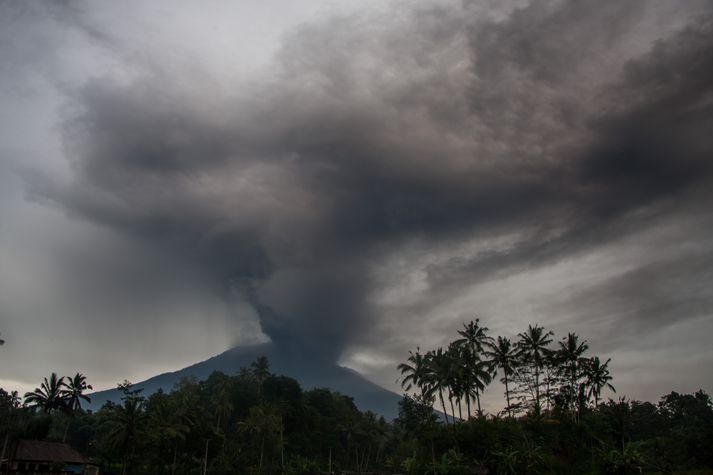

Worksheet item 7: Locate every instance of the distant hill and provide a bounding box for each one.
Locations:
[87,343,403,419]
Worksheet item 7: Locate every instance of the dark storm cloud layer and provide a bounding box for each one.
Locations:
[557,250,713,352]
[29,1,713,361]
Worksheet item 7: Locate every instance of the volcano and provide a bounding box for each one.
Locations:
[87,343,402,419]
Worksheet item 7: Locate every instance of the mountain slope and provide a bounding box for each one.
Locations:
[88,343,403,419]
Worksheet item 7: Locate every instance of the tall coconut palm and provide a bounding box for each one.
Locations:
[251,356,271,400]
[148,393,191,475]
[8,391,20,408]
[62,373,93,412]
[557,333,589,417]
[59,373,93,442]
[455,319,493,354]
[23,373,67,414]
[445,342,468,421]
[456,319,493,417]
[238,404,281,472]
[541,350,562,413]
[109,395,146,475]
[398,348,433,399]
[211,377,234,433]
[517,325,553,413]
[584,357,615,408]
[459,344,491,418]
[451,350,470,419]
[426,348,453,425]
[485,336,518,418]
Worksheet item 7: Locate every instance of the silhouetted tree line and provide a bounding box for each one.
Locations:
[0,323,711,474]
[2,359,390,474]
[395,320,713,474]
[398,320,615,422]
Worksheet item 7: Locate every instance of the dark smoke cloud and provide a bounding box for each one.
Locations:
[557,249,713,352]
[20,0,713,369]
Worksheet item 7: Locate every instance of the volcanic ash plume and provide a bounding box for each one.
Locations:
[27,0,713,363]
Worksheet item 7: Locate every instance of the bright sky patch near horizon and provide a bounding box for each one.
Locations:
[1,0,712,413]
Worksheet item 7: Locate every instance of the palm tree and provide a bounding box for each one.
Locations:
[398,348,433,399]
[59,373,93,442]
[458,344,491,418]
[446,342,466,420]
[23,373,67,414]
[148,392,192,475]
[583,357,615,408]
[63,373,93,411]
[455,319,493,354]
[517,325,553,413]
[238,404,281,472]
[485,336,518,418]
[108,395,146,475]
[455,319,493,417]
[211,377,234,433]
[251,356,271,400]
[541,350,561,413]
[557,333,589,417]
[426,348,453,425]
[8,391,20,408]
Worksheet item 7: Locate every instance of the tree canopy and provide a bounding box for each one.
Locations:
[2,325,712,474]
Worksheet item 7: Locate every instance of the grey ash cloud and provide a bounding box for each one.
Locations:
[1,0,713,401]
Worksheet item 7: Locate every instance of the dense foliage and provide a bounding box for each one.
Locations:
[1,322,711,474]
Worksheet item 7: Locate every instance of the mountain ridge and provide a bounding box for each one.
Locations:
[87,343,402,419]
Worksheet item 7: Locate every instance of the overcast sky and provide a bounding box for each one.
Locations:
[1,0,712,412]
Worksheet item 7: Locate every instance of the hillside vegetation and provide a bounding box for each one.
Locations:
[2,321,712,474]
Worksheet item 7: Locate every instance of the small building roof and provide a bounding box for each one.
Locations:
[13,440,88,464]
